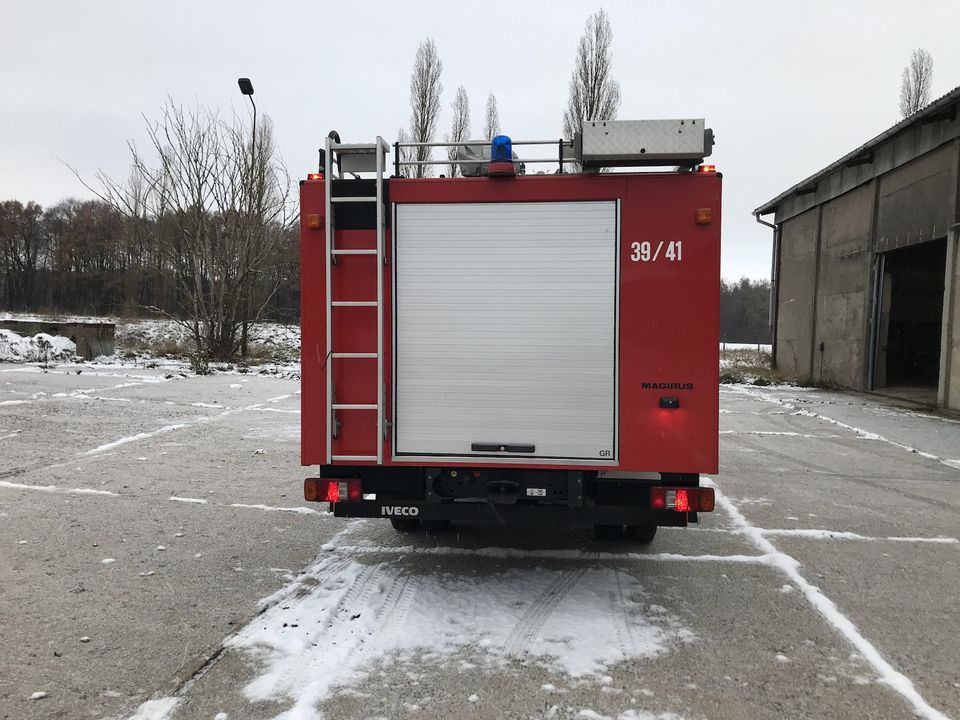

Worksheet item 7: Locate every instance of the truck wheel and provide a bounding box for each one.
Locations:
[627,525,657,544]
[422,519,451,533]
[390,518,421,532]
[594,524,624,540]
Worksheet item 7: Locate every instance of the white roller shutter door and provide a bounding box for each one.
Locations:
[394,201,617,461]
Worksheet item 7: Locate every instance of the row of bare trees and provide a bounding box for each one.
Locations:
[0,197,181,315]
[398,8,619,178]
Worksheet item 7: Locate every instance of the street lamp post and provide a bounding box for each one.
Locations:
[238,77,256,357]
[238,77,256,153]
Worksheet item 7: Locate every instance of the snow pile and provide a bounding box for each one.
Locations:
[0,329,77,362]
[229,555,693,716]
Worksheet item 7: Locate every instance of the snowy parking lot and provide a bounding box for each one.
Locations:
[1,363,959,720]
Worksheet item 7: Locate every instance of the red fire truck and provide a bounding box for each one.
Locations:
[302,120,720,542]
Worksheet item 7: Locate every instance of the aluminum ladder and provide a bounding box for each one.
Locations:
[324,135,390,465]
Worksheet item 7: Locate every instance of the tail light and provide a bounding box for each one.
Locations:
[304,478,362,503]
[697,164,716,173]
[650,486,715,512]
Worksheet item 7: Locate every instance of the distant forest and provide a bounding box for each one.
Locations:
[0,198,299,322]
[1,197,771,343]
[720,278,771,344]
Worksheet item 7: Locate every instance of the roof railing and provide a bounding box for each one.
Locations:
[392,138,575,176]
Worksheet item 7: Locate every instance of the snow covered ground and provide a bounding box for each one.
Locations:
[0,328,77,363]
[1,312,300,364]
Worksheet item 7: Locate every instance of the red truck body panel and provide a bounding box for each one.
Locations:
[301,172,721,475]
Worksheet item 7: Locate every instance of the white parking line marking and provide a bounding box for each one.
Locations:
[0,480,116,496]
[229,503,321,516]
[723,386,960,472]
[719,430,842,438]
[760,528,958,544]
[78,394,296,457]
[708,479,951,720]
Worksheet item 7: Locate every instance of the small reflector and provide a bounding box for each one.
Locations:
[698,164,716,173]
[306,214,321,229]
[303,478,322,502]
[650,487,666,510]
[307,172,323,180]
[699,488,715,512]
[695,208,712,225]
[347,479,362,502]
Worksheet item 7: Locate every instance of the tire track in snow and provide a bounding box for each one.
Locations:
[504,566,588,658]
[610,570,638,659]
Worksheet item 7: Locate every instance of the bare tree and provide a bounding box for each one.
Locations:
[447,86,471,177]
[900,48,934,117]
[81,100,295,359]
[483,93,501,140]
[562,8,621,141]
[396,127,416,178]
[408,38,443,179]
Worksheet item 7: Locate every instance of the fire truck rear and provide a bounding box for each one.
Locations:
[301,119,720,542]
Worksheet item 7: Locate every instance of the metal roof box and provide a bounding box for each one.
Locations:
[579,119,713,168]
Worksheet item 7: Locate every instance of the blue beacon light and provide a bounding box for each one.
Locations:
[488,135,516,177]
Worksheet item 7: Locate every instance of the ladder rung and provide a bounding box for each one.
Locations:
[332,249,377,255]
[331,196,376,203]
[332,403,377,410]
[332,455,377,462]
[332,301,378,307]
[332,352,378,359]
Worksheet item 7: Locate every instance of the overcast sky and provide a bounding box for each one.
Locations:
[2,0,957,280]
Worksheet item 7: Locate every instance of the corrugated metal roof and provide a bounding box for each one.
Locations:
[754,84,960,216]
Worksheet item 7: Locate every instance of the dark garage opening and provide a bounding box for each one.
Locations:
[875,239,946,398]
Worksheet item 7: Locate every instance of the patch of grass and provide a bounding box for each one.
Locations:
[719,348,788,385]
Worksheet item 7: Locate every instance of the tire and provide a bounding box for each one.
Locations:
[422,519,451,533]
[593,524,624,540]
[627,524,658,544]
[390,518,421,532]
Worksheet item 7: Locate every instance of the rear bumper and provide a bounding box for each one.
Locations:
[329,500,693,527]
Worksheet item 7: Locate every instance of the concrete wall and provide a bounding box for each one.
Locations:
[812,183,875,389]
[877,143,957,251]
[942,231,960,410]
[774,207,819,378]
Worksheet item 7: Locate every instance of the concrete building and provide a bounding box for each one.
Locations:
[755,85,960,410]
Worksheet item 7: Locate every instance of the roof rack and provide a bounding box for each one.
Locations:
[326,118,714,177]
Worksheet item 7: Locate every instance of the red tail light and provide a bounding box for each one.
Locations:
[650,486,714,512]
[304,478,363,503]
[325,481,342,502]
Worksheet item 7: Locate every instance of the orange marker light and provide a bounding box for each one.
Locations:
[307,172,323,180]
[698,164,716,173]
[695,208,712,225]
[306,213,322,230]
